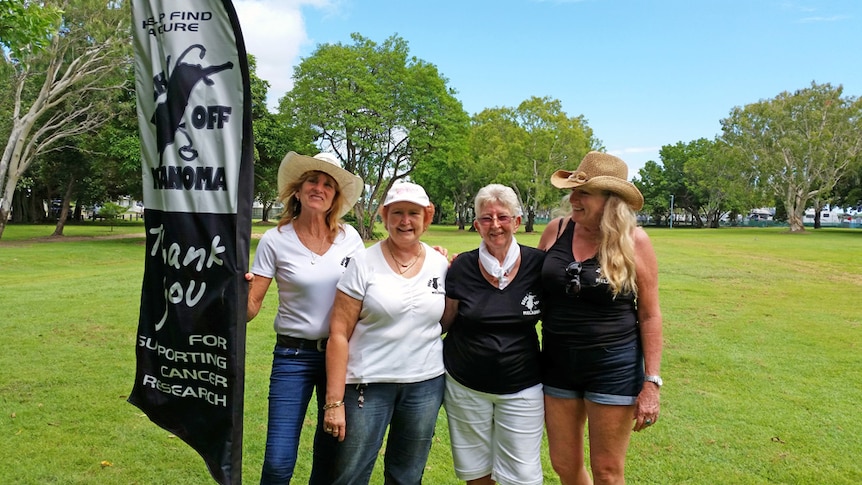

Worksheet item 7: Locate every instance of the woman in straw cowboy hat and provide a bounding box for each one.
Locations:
[247,151,364,484]
[537,151,663,485]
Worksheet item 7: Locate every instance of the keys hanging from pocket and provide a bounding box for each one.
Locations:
[356,383,365,408]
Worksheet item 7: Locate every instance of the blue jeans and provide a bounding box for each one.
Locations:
[260,345,336,485]
[332,375,445,485]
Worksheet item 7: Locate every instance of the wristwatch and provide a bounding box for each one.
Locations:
[644,375,663,388]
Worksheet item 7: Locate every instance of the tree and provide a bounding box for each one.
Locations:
[510,97,598,232]
[668,138,760,228]
[0,0,63,57]
[721,82,862,232]
[246,56,316,223]
[44,63,140,236]
[633,160,670,226]
[655,140,709,227]
[466,97,598,233]
[684,140,760,228]
[281,33,469,239]
[96,201,124,232]
[0,0,130,239]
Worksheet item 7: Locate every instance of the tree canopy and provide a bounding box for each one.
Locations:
[281,33,469,239]
[720,81,862,232]
[4,15,862,237]
[0,0,130,239]
[0,0,63,58]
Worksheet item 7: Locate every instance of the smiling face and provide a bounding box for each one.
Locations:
[474,201,520,256]
[297,171,337,215]
[384,201,428,247]
[568,187,609,227]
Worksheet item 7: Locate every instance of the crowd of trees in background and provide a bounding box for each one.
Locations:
[1,1,861,241]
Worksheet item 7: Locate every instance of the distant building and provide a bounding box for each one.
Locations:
[747,208,774,221]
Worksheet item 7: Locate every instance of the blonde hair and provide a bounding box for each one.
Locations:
[277,170,345,240]
[597,195,639,297]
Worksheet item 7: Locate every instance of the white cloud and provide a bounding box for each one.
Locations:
[234,0,333,110]
[797,15,848,23]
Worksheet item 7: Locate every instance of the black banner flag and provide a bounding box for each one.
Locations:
[128,1,253,483]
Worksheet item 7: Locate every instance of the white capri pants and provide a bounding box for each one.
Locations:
[443,373,544,485]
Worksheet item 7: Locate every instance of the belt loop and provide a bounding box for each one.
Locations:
[317,338,327,352]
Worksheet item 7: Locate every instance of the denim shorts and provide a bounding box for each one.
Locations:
[542,340,643,406]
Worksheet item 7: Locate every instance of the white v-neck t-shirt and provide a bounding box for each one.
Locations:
[252,223,364,339]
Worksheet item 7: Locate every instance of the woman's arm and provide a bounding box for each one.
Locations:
[440,297,459,333]
[246,273,272,321]
[632,227,663,431]
[324,290,362,441]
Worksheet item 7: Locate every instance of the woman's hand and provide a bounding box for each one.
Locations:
[633,384,660,432]
[323,405,346,441]
[432,245,448,258]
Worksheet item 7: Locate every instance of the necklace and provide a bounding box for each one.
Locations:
[296,226,328,265]
[386,239,423,274]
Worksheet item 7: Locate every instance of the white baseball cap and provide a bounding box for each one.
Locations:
[382,182,431,208]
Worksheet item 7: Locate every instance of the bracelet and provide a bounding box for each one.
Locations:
[323,400,344,410]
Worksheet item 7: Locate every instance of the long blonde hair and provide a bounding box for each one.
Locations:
[277,170,345,240]
[597,195,639,297]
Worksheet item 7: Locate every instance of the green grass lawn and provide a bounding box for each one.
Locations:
[1,222,861,484]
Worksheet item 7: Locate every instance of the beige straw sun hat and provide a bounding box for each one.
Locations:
[550,151,644,210]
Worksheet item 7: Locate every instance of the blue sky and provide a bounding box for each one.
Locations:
[235,0,862,176]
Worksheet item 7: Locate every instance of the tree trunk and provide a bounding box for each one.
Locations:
[354,206,373,240]
[0,207,8,239]
[785,191,807,232]
[262,201,273,222]
[52,178,75,237]
[813,199,823,229]
[525,207,535,233]
[0,165,21,239]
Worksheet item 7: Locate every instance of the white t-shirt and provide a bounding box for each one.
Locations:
[337,241,448,384]
[252,223,365,339]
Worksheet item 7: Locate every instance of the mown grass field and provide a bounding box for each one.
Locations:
[1,221,860,484]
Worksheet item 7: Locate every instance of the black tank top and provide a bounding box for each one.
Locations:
[541,220,638,348]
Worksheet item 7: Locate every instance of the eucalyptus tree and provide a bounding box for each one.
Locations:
[468,97,598,232]
[0,0,130,239]
[721,82,862,232]
[281,33,469,239]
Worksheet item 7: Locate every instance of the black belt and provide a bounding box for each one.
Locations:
[276,335,327,352]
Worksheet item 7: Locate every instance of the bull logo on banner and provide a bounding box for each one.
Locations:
[151,44,234,166]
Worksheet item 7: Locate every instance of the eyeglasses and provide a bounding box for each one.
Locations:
[477,214,513,226]
[565,261,583,296]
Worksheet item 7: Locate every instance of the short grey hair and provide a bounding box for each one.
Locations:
[474,184,522,217]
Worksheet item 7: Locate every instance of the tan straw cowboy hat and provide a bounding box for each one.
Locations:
[550,151,644,211]
[277,151,364,218]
